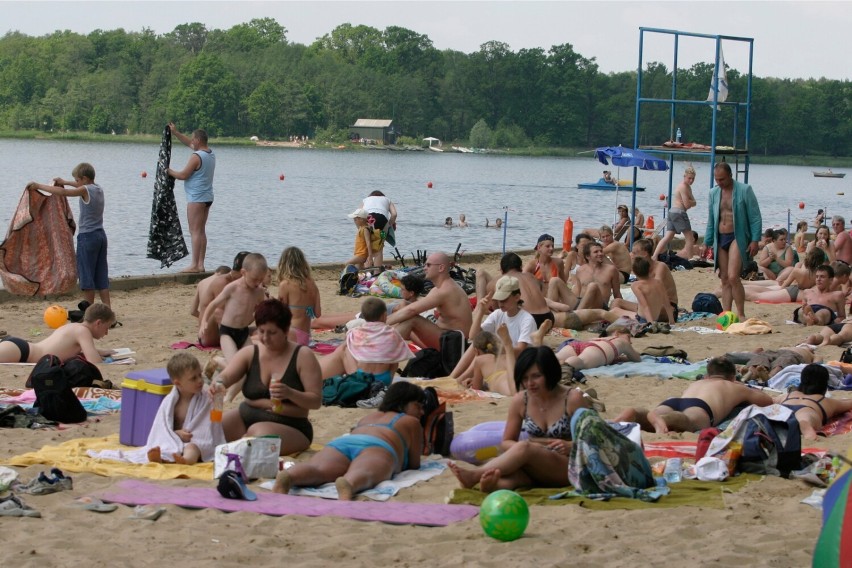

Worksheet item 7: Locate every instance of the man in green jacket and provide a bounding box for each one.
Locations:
[705,162,763,320]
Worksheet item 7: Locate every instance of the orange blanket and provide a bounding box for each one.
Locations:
[0,187,77,295]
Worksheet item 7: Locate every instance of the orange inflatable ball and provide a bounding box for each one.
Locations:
[427,181,433,189]
[44,305,68,329]
[799,202,805,209]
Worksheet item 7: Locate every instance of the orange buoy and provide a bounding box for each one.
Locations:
[659,193,666,200]
[279,173,285,180]
[427,181,433,189]
[141,171,147,178]
[798,202,805,209]
[562,217,574,252]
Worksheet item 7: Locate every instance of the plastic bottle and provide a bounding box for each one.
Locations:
[663,458,682,483]
[271,373,284,414]
[676,127,682,143]
[210,389,224,423]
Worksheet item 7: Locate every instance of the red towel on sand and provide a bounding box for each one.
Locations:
[0,187,77,295]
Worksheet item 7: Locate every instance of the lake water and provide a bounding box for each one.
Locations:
[0,139,846,277]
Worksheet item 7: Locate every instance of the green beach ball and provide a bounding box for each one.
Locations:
[479,490,530,541]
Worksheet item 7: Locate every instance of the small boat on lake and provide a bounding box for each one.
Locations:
[578,178,646,191]
[813,170,846,178]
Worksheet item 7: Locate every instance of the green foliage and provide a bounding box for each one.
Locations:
[0,20,848,157]
[469,119,492,148]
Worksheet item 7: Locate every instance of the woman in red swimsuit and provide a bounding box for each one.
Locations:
[524,233,565,289]
[555,329,641,372]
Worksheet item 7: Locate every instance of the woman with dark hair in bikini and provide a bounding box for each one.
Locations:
[774,363,852,440]
[448,346,592,492]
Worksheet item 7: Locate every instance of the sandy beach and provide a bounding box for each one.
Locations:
[0,254,848,567]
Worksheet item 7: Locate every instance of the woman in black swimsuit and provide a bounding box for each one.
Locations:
[212,299,322,455]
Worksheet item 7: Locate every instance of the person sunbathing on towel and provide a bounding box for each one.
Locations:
[773,363,852,440]
[319,297,413,386]
[0,303,116,364]
[725,344,818,384]
[555,328,641,375]
[272,381,424,500]
[614,357,773,434]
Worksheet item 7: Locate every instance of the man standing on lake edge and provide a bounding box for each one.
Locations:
[705,162,762,320]
[167,123,215,273]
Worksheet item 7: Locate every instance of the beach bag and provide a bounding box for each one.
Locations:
[31,355,87,423]
[695,427,722,461]
[62,355,106,388]
[421,387,454,456]
[440,329,467,375]
[737,414,801,477]
[338,265,359,296]
[400,348,444,379]
[214,436,281,480]
[321,371,376,407]
[691,292,722,315]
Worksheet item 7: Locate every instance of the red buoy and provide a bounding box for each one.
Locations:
[427,181,433,188]
[279,173,285,181]
[141,171,147,178]
[659,193,666,200]
[799,202,805,209]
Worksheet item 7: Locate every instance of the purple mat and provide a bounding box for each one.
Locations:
[95,480,478,526]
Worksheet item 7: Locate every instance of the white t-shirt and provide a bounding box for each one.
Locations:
[362,195,391,217]
[481,309,537,346]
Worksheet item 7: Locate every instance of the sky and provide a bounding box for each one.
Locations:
[3,1,851,81]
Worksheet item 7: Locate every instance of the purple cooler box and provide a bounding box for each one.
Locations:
[120,369,173,446]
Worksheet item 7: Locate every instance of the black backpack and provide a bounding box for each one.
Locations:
[691,292,722,315]
[737,413,802,477]
[439,330,467,375]
[400,348,444,378]
[30,355,88,424]
[420,387,454,456]
[26,354,103,389]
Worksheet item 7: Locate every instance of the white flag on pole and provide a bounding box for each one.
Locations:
[707,44,729,109]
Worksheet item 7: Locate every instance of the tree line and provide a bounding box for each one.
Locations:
[0,18,848,156]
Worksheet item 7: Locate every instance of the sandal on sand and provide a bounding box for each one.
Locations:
[129,505,166,521]
[70,496,117,513]
[0,495,41,517]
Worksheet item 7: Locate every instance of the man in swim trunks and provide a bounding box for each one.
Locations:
[614,357,773,434]
[572,242,622,309]
[832,216,852,266]
[725,344,818,384]
[191,251,250,347]
[773,363,852,440]
[387,252,473,349]
[705,162,763,320]
[0,303,116,364]
[654,165,697,260]
[793,265,846,326]
[610,238,680,321]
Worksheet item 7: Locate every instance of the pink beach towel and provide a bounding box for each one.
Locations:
[95,480,478,526]
[346,321,414,363]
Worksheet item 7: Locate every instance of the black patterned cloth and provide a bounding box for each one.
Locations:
[147,125,188,268]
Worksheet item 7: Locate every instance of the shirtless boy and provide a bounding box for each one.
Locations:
[191,252,249,347]
[774,363,852,440]
[611,239,678,322]
[615,357,773,433]
[201,253,268,361]
[598,226,632,284]
[613,257,674,324]
[386,252,473,349]
[793,265,846,326]
[0,303,116,364]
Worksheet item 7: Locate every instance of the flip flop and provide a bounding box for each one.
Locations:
[70,496,117,513]
[129,505,166,521]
